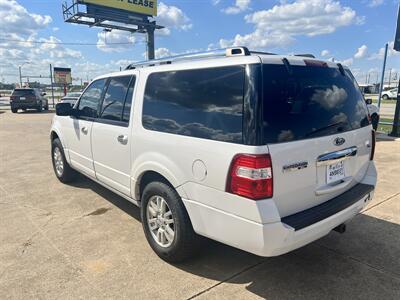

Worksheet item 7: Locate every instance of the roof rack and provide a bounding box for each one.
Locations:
[125,47,251,70]
[250,51,277,56]
[294,54,316,58]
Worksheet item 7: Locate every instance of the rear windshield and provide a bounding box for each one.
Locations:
[12,89,34,96]
[262,64,370,143]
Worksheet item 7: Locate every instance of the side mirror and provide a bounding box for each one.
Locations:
[365,98,372,105]
[56,102,74,116]
[41,92,47,96]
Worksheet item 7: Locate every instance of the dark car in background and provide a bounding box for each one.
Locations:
[60,92,81,106]
[10,88,49,113]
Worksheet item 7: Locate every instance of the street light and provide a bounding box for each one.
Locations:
[18,61,31,87]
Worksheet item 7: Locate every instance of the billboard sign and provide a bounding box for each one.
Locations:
[54,67,72,85]
[79,0,157,16]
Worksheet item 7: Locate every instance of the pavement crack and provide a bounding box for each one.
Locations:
[187,259,265,300]
[317,243,400,280]
[362,191,400,213]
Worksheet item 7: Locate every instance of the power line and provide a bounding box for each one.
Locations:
[0,38,139,46]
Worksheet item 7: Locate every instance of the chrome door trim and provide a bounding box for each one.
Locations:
[317,146,357,167]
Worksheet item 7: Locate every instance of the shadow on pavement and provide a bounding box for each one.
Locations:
[67,175,400,299]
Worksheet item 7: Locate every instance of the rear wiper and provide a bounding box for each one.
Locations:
[305,121,347,137]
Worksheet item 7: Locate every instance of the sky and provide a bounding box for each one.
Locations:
[0,0,399,85]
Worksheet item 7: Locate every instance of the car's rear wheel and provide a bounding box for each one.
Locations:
[141,181,200,263]
[382,94,389,100]
[51,138,77,183]
[11,108,18,113]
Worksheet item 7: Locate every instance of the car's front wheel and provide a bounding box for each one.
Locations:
[11,108,18,113]
[51,138,77,183]
[382,94,389,100]
[141,181,200,263]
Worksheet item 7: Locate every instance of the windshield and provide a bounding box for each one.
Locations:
[12,89,34,96]
[262,64,370,143]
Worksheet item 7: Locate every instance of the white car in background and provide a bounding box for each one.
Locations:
[60,92,81,106]
[381,88,398,100]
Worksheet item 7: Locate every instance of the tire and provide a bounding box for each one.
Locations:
[44,104,49,111]
[141,181,200,263]
[51,138,77,183]
[11,108,18,113]
[36,105,42,112]
[382,94,389,100]
[371,113,379,131]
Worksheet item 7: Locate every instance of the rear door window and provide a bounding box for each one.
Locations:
[142,66,245,144]
[262,64,370,143]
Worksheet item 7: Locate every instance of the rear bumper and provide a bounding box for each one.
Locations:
[11,101,40,109]
[183,162,377,257]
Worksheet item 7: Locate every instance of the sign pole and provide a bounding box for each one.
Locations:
[49,64,55,108]
[390,4,400,137]
[147,26,155,60]
[377,43,388,109]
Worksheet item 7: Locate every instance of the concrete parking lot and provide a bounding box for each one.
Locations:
[0,110,400,299]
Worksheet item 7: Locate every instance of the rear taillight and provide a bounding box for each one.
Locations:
[226,154,273,200]
[370,130,376,161]
[10,96,16,101]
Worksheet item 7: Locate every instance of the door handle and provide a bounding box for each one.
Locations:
[117,135,128,145]
[81,126,88,135]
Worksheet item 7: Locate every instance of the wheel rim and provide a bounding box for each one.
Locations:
[53,147,64,177]
[146,195,175,248]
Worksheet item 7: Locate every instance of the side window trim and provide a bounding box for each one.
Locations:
[121,75,136,124]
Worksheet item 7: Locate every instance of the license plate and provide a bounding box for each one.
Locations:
[327,161,345,184]
[20,97,25,100]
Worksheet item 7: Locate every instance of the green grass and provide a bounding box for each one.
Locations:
[377,117,395,134]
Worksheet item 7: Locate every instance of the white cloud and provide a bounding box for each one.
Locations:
[222,0,251,15]
[368,41,399,60]
[211,0,221,5]
[96,30,135,53]
[340,58,354,66]
[368,0,384,7]
[218,0,360,49]
[157,2,192,33]
[354,45,368,59]
[321,50,330,57]
[0,0,52,36]
[155,47,174,59]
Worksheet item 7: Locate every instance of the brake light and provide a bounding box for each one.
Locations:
[226,154,273,200]
[370,130,376,161]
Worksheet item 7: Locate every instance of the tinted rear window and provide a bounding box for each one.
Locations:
[12,89,34,96]
[262,64,370,143]
[142,66,245,144]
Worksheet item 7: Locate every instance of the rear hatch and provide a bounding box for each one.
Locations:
[11,89,36,103]
[261,61,372,217]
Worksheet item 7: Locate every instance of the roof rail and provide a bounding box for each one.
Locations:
[294,54,316,58]
[250,51,277,56]
[125,47,250,70]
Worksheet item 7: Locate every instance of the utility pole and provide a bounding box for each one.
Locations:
[18,66,22,87]
[49,64,55,108]
[390,4,400,137]
[377,43,388,108]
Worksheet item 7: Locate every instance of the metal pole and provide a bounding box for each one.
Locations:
[50,64,55,108]
[390,78,400,137]
[19,66,22,87]
[146,27,155,60]
[377,43,389,108]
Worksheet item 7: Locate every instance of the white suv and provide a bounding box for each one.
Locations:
[50,47,377,262]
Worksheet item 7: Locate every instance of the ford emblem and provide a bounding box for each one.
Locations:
[333,137,345,146]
